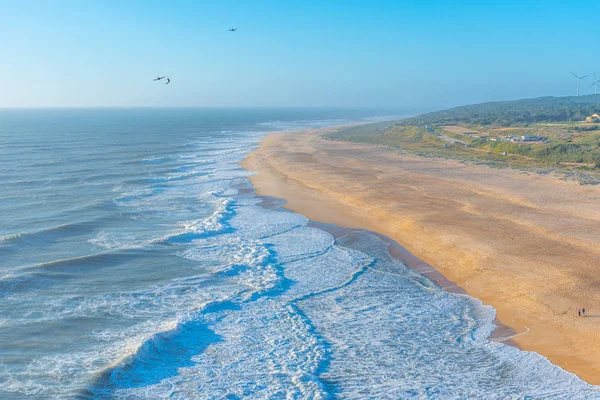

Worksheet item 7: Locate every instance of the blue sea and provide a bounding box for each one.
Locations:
[0,109,598,399]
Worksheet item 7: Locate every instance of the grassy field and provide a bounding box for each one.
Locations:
[324,121,600,175]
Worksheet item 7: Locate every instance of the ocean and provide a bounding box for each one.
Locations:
[0,108,597,399]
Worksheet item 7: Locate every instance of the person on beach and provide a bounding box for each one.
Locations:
[578,309,581,317]
[582,308,585,315]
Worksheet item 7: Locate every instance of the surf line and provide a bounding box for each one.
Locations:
[291,257,375,304]
[367,265,532,343]
[366,265,438,293]
[492,326,531,343]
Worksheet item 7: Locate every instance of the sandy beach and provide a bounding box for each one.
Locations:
[242,125,600,384]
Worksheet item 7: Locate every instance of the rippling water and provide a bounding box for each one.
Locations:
[0,109,598,399]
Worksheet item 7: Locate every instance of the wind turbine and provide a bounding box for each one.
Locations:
[591,73,600,95]
[571,72,589,96]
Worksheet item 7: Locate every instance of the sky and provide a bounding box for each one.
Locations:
[1,0,600,109]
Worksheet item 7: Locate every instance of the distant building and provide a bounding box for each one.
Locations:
[521,134,541,141]
[586,113,600,123]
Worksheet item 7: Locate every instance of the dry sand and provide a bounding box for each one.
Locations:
[242,125,600,384]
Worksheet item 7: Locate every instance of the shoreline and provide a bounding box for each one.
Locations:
[241,124,600,385]
[247,185,519,344]
[306,220,520,347]
[250,190,520,347]
[241,128,520,347]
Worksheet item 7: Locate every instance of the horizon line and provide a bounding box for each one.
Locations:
[0,105,417,110]
[3,93,600,112]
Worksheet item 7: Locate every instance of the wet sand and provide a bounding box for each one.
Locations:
[242,125,600,384]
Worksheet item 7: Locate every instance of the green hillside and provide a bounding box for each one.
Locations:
[401,95,600,126]
[324,95,600,176]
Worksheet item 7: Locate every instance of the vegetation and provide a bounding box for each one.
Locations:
[327,124,443,150]
[568,125,600,132]
[324,95,600,176]
[400,95,600,126]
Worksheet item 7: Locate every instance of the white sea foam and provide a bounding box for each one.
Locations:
[88,230,149,250]
[182,197,233,234]
[141,157,169,163]
[95,200,599,399]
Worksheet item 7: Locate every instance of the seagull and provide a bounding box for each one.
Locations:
[229,28,237,32]
[165,76,171,85]
[153,76,165,81]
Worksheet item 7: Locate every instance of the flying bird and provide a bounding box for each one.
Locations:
[165,76,171,85]
[229,28,237,32]
[153,76,166,81]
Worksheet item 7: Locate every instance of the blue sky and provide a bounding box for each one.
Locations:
[1,0,600,108]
